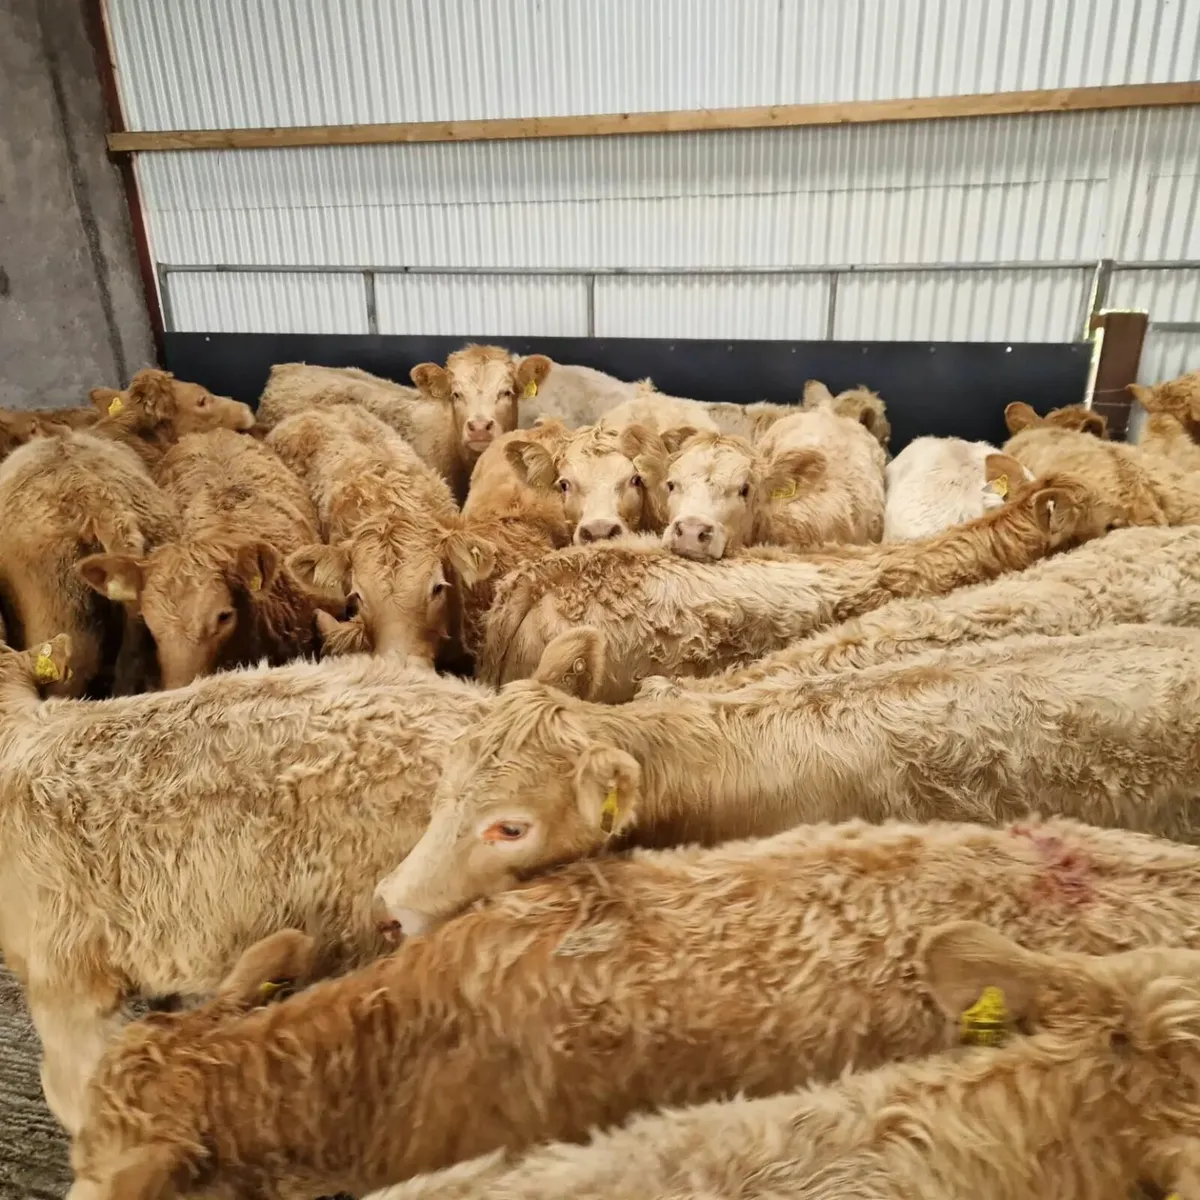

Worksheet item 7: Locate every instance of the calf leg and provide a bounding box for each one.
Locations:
[27,981,125,1135]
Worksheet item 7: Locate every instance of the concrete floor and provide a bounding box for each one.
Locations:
[0,965,70,1199]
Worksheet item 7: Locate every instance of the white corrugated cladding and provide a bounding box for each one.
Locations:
[105,0,1200,375]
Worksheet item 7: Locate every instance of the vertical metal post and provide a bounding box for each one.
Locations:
[824,271,839,340]
[157,263,175,334]
[1082,258,1114,340]
[586,274,596,337]
[363,269,379,335]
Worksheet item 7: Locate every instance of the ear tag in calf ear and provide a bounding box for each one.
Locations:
[34,644,60,683]
[106,579,138,604]
[107,396,124,416]
[257,979,290,1003]
[770,480,798,501]
[960,985,1010,1047]
[523,380,539,399]
[249,571,263,593]
[988,474,1009,498]
[599,787,619,836]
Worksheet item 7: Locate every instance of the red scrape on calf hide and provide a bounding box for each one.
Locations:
[1010,823,1093,905]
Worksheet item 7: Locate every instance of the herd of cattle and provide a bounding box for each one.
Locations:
[3,346,1200,1199]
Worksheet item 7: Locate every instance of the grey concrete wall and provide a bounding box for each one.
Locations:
[0,0,155,410]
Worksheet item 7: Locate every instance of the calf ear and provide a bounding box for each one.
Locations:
[802,379,835,408]
[1004,401,1040,434]
[661,424,703,456]
[921,920,1053,1030]
[78,554,146,606]
[515,354,553,398]
[764,447,826,500]
[230,540,279,597]
[1127,383,1156,409]
[285,543,352,604]
[1080,411,1108,438]
[574,743,640,838]
[533,626,605,700]
[410,363,451,401]
[127,369,176,421]
[504,438,558,489]
[444,531,496,587]
[219,929,317,1004]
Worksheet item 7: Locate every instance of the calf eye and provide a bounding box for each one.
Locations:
[557,478,570,493]
[666,480,676,493]
[216,609,234,626]
[630,474,644,489]
[738,483,751,498]
[345,591,363,618]
[196,395,210,409]
[430,580,449,598]
[482,820,529,842]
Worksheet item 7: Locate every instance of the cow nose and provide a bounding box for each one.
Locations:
[466,419,495,437]
[371,893,404,942]
[577,520,623,543]
[669,516,720,560]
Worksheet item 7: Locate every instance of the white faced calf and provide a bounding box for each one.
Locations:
[662,430,822,559]
[411,345,551,461]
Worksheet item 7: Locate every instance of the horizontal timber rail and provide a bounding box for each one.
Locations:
[109,81,1200,153]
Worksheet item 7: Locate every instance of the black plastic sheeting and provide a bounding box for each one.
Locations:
[165,333,1092,455]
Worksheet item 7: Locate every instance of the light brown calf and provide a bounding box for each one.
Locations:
[1004,400,1200,524]
[1129,368,1200,441]
[373,921,1200,1200]
[77,430,324,688]
[382,622,1200,932]
[481,472,1114,700]
[0,432,178,696]
[0,639,496,1133]
[268,406,495,665]
[410,343,552,466]
[649,523,1200,695]
[70,817,1200,1199]
[88,369,254,469]
[256,362,472,498]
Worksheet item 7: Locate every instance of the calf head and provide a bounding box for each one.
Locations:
[0,410,72,461]
[314,609,372,658]
[1005,401,1108,438]
[78,536,279,689]
[506,423,669,544]
[1130,370,1200,441]
[288,523,495,665]
[662,429,825,560]
[411,345,552,460]
[374,626,620,937]
[92,369,254,442]
[922,920,1200,1193]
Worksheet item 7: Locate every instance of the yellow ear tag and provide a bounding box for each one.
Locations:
[107,396,124,416]
[522,380,539,399]
[770,480,798,501]
[988,474,1009,498]
[106,579,138,604]
[34,644,61,683]
[249,571,262,593]
[599,787,619,836]
[257,979,288,1002]
[960,985,1010,1047]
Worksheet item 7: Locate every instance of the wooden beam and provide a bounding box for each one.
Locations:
[1089,309,1149,441]
[107,80,1200,153]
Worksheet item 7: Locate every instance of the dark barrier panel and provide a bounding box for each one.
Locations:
[165,333,1091,454]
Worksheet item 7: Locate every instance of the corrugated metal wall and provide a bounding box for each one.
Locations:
[105,0,1200,378]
